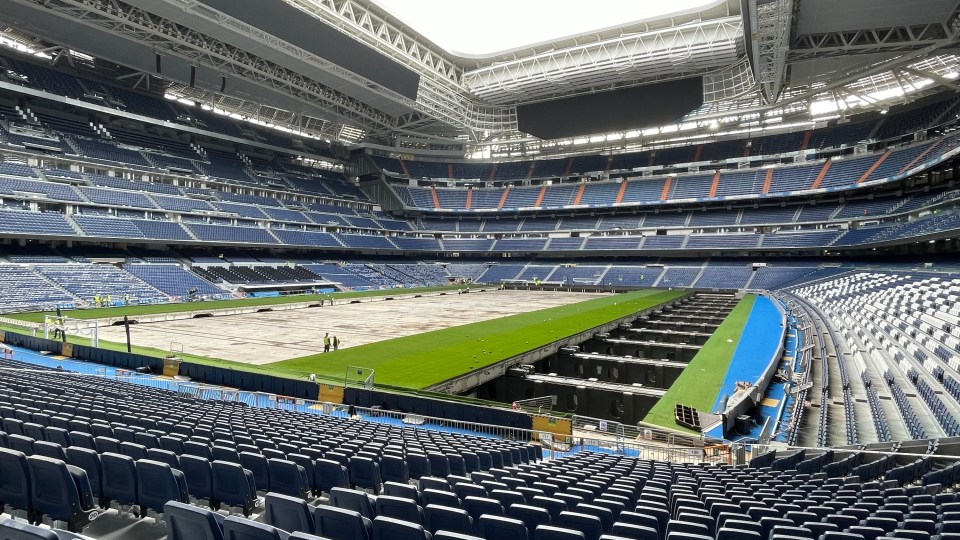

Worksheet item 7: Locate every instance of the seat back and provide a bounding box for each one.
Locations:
[137,459,188,514]
[381,455,410,484]
[463,496,504,522]
[0,518,59,540]
[532,525,585,540]
[349,456,382,492]
[372,515,431,540]
[557,511,603,540]
[316,458,350,495]
[99,452,137,507]
[211,460,257,516]
[480,515,529,540]
[65,447,102,502]
[222,515,286,540]
[165,500,225,540]
[375,495,423,525]
[239,452,270,494]
[330,487,375,519]
[32,441,67,462]
[509,504,552,531]
[264,492,314,534]
[27,455,95,531]
[267,458,309,499]
[424,504,473,535]
[180,455,214,502]
[0,447,32,515]
[312,504,373,540]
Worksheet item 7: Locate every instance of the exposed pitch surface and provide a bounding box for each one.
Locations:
[95,290,602,364]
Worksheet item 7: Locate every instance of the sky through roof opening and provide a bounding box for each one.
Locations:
[372,0,721,57]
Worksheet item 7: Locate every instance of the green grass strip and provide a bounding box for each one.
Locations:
[642,294,757,433]
[267,289,685,389]
[6,284,482,323]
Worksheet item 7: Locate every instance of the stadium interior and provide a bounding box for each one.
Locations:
[0,0,959,539]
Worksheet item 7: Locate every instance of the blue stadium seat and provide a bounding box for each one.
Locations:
[211,460,257,517]
[376,495,424,525]
[421,488,460,509]
[239,452,270,494]
[330,487,375,519]
[383,481,420,504]
[146,448,181,470]
[32,441,67,461]
[611,522,659,540]
[26,455,99,533]
[64,447,103,508]
[165,500,225,540]
[463,496,504,524]
[99,452,137,510]
[433,533,484,540]
[181,454,216,508]
[534,525,585,540]
[223,515,288,540]
[479,515,529,540]
[372,515,432,540]
[7,435,35,456]
[407,454,431,479]
[268,458,310,499]
[349,456,382,494]
[424,504,473,535]
[287,453,318,496]
[558,511,604,540]
[136,459,188,517]
[312,504,373,540]
[0,447,34,520]
[381,455,410,484]
[0,518,59,540]
[42,427,70,449]
[264,492,314,534]
[509,504,552,531]
[316,459,350,495]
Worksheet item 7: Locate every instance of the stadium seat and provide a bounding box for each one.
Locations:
[375,495,424,525]
[264,492,314,534]
[312,504,373,540]
[381,455,410,484]
[558,511,604,540]
[383,481,420,504]
[479,514,529,540]
[223,515,288,540]
[268,458,310,499]
[421,488,460,509]
[0,518,59,540]
[316,459,350,495]
[32,441,67,461]
[424,504,473,535]
[509,503,552,531]
[349,456,382,494]
[211,460,257,517]
[136,459,189,517]
[165,500,225,540]
[25,455,98,533]
[534,525,586,540]
[240,452,271,494]
[372,515,432,540]
[99,452,137,511]
[611,523,659,540]
[330,487,375,519]
[0,448,33,520]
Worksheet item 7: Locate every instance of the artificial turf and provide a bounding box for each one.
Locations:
[6,284,481,323]
[641,294,757,433]
[266,289,686,389]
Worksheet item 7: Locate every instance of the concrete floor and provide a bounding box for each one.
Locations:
[96,290,604,364]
